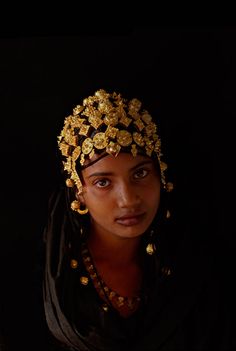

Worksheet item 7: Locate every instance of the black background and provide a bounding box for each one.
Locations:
[0,26,235,347]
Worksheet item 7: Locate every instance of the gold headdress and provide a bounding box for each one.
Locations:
[58,89,173,211]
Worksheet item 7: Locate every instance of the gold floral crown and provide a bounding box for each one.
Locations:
[58,89,173,197]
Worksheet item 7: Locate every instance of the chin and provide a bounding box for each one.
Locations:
[117,226,148,239]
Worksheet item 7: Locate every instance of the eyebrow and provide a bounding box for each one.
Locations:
[87,160,153,178]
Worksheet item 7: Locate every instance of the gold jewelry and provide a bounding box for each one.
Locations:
[146,229,156,255]
[57,89,174,212]
[166,209,171,218]
[70,259,78,269]
[71,200,88,215]
[80,276,89,285]
[81,243,141,313]
[146,242,156,255]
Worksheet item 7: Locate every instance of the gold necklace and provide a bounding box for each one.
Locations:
[81,243,141,314]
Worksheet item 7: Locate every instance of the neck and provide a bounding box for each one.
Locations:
[87,233,142,267]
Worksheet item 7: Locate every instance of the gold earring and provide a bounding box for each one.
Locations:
[146,230,156,255]
[71,200,89,215]
[146,243,156,255]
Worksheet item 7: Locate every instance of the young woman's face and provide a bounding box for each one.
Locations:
[79,153,161,241]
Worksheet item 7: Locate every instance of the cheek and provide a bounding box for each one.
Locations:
[82,189,112,212]
[146,186,161,210]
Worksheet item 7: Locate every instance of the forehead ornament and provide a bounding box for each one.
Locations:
[58,89,173,211]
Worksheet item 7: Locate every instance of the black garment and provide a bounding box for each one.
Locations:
[41,187,235,350]
[42,243,234,351]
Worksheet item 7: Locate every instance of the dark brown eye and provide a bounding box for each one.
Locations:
[94,179,110,188]
[133,168,149,179]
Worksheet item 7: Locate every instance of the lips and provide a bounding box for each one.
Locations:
[115,213,145,226]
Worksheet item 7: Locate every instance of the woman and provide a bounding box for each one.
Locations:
[43,89,233,350]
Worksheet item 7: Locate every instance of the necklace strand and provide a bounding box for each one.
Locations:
[81,243,141,313]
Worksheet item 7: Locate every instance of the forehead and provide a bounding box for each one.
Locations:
[82,153,154,175]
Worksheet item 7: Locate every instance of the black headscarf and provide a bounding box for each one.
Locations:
[43,185,95,350]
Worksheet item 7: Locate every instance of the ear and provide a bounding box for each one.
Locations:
[76,190,86,205]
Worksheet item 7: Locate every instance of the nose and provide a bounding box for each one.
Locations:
[116,182,141,209]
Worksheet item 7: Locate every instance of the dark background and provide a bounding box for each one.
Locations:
[0,26,235,347]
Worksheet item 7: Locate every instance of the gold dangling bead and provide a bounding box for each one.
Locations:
[71,200,80,211]
[80,276,89,285]
[102,304,109,312]
[146,243,156,255]
[70,259,78,269]
[166,182,174,192]
[71,200,89,215]
[66,178,74,187]
[166,209,171,219]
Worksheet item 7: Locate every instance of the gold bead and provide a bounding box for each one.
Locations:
[70,259,78,269]
[66,178,74,187]
[80,276,89,285]
[166,209,171,219]
[102,304,109,312]
[166,182,174,192]
[71,200,80,211]
[146,243,156,255]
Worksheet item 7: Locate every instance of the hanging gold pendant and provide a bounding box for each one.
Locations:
[146,243,156,255]
[80,276,89,285]
[70,259,78,269]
